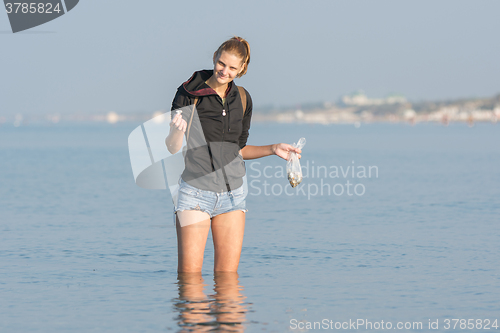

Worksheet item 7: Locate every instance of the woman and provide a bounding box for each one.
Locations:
[165,36,301,273]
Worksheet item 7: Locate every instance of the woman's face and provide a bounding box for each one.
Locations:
[213,51,244,85]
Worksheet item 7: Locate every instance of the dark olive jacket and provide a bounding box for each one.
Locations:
[170,69,252,192]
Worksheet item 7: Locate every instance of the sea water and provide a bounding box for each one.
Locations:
[1,122,499,332]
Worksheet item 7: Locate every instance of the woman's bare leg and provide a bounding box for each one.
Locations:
[211,210,245,272]
[176,211,211,273]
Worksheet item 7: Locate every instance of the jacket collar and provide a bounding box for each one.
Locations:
[181,69,237,97]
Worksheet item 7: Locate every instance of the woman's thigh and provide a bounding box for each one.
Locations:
[211,210,246,272]
[176,210,211,272]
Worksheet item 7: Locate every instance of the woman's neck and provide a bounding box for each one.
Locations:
[206,76,228,98]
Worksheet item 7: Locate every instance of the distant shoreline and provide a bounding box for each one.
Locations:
[2,92,498,127]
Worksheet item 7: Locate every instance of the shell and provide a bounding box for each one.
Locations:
[288,171,302,188]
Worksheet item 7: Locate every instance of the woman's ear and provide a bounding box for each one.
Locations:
[239,63,246,75]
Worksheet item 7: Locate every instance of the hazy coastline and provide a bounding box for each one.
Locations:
[2,92,499,127]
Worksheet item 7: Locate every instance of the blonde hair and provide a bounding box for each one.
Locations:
[213,36,251,78]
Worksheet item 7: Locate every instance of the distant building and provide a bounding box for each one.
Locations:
[341,90,407,106]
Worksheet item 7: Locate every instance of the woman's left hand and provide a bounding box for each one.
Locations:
[272,143,302,160]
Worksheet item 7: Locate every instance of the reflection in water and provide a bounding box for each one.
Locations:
[173,272,249,332]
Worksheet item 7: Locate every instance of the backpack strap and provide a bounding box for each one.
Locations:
[185,97,198,144]
[237,86,247,116]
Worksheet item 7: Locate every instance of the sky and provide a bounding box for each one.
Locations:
[1,0,500,115]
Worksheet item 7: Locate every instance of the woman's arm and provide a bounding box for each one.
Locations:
[165,113,187,154]
[240,144,301,160]
[166,89,194,154]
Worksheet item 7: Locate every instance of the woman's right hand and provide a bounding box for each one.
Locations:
[170,113,187,133]
[165,113,187,154]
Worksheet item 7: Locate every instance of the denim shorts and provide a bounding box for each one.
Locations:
[174,178,247,219]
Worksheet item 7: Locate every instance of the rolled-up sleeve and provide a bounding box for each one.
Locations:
[171,89,192,121]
